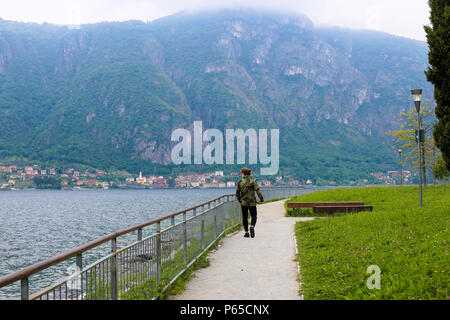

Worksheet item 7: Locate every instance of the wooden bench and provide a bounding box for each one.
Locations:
[287,202,365,208]
[313,205,373,214]
[287,202,372,216]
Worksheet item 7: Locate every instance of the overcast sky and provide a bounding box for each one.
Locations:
[0,0,430,41]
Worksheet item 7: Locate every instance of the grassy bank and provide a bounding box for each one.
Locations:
[294,184,449,300]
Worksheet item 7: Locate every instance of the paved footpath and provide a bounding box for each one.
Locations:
[171,200,316,300]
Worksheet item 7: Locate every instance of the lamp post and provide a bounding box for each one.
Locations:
[398,148,403,186]
[411,89,423,207]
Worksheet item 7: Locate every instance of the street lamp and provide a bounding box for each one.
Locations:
[398,148,403,186]
[411,89,422,113]
[411,89,423,207]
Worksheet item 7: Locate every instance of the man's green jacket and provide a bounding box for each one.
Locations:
[236,176,264,207]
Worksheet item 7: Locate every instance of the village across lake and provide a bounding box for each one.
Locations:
[0,164,414,190]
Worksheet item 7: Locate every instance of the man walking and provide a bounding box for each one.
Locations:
[236,168,264,238]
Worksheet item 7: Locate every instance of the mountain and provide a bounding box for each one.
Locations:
[0,10,433,183]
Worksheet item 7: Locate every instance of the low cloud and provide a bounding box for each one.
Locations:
[0,0,429,41]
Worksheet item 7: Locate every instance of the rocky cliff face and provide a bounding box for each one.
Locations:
[0,10,433,181]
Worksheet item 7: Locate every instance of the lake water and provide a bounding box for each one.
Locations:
[0,188,235,299]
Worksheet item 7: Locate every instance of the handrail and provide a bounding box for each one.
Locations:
[0,193,234,289]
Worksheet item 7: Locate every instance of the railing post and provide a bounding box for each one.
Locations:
[137,228,142,241]
[222,203,225,232]
[201,209,205,249]
[226,196,230,230]
[76,253,83,271]
[171,216,175,226]
[20,277,29,300]
[75,253,83,300]
[156,222,161,286]
[110,238,117,300]
[193,208,197,216]
[239,202,242,222]
[183,212,187,264]
[231,198,234,227]
[214,206,217,238]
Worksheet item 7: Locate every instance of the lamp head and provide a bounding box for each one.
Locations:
[411,89,422,112]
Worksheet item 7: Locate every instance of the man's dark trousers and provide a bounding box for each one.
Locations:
[241,206,257,232]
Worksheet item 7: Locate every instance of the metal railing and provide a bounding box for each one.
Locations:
[0,187,310,300]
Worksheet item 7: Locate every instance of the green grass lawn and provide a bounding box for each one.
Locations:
[293,184,449,300]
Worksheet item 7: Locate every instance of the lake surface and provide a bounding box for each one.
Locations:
[0,188,235,299]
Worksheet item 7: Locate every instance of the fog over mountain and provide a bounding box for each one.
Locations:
[1,0,429,41]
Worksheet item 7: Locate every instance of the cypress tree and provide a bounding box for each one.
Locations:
[424,0,450,170]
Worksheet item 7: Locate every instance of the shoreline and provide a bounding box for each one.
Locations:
[0,186,239,192]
